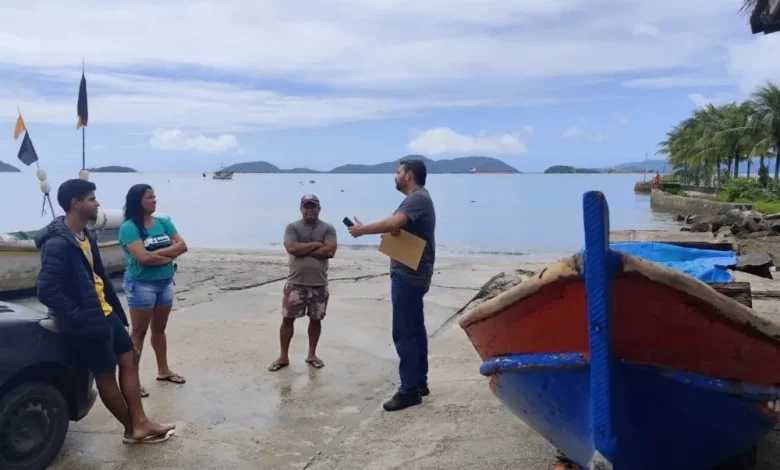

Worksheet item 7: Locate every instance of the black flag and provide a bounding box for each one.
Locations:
[17,132,39,166]
[77,71,88,129]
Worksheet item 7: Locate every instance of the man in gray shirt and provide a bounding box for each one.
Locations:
[348,159,436,411]
[268,194,337,372]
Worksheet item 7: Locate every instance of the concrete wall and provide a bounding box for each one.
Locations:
[650,189,752,216]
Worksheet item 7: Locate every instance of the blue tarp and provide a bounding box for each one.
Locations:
[609,242,737,283]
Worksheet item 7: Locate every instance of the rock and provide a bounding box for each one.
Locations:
[743,219,762,233]
[758,219,780,233]
[680,227,692,232]
[690,222,712,233]
[743,210,763,223]
[764,213,780,221]
[747,231,779,239]
[724,208,746,226]
[676,215,686,222]
[714,226,734,239]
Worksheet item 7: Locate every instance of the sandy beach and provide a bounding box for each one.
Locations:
[8,247,780,469]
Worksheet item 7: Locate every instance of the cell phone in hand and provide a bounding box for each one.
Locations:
[343,217,354,227]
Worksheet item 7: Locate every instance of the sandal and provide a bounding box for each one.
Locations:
[305,358,325,369]
[156,373,186,384]
[140,386,149,398]
[268,360,289,372]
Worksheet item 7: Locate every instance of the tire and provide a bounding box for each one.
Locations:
[0,382,70,470]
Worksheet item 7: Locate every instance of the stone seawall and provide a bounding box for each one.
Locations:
[650,189,752,216]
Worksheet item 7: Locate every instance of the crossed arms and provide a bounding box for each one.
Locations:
[125,234,188,266]
[284,225,337,259]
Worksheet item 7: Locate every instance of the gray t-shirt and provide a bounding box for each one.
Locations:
[284,219,337,286]
[390,186,436,287]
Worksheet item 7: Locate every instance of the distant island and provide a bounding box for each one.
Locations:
[87,166,137,173]
[0,160,20,172]
[222,155,520,174]
[545,165,600,174]
[543,159,669,174]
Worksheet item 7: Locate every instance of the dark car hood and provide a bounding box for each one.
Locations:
[0,301,49,325]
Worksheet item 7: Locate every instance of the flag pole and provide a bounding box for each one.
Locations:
[81,58,86,171]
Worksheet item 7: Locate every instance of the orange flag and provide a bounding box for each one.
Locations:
[13,113,26,140]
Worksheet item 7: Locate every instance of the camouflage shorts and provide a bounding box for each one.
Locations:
[282,282,329,320]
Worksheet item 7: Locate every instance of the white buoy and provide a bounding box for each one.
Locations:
[36,168,47,182]
[79,169,89,181]
[39,180,51,194]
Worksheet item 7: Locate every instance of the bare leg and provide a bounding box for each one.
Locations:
[151,305,182,381]
[129,307,154,357]
[116,350,175,439]
[129,307,154,395]
[306,319,322,364]
[269,318,295,371]
[93,373,133,437]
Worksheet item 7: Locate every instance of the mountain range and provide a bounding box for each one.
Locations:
[0,160,21,172]
[223,155,519,174]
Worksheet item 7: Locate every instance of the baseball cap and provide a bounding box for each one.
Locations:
[300,194,320,206]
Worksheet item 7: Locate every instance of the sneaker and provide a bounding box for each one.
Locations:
[383,392,422,412]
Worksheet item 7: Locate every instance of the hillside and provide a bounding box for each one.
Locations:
[0,160,20,172]
[605,159,668,173]
[544,165,600,174]
[87,165,137,173]
[222,155,518,174]
[223,161,320,173]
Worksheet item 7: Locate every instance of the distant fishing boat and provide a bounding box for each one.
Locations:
[213,164,234,180]
[459,191,780,469]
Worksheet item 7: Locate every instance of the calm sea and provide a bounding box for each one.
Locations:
[0,172,680,258]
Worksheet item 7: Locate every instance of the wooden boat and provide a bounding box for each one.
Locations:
[0,236,126,293]
[213,164,234,180]
[459,191,780,470]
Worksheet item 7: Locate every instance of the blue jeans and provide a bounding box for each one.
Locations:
[391,274,429,395]
[123,276,175,309]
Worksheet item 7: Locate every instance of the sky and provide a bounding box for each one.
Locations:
[0,0,778,173]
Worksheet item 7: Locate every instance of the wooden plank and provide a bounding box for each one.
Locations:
[710,282,752,308]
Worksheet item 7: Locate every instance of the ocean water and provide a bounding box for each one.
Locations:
[0,172,679,258]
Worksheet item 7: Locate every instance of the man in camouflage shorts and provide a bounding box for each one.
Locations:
[269,194,337,372]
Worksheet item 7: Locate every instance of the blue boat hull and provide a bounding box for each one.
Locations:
[483,354,778,469]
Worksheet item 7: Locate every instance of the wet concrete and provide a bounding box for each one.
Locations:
[39,254,554,469]
[13,250,780,469]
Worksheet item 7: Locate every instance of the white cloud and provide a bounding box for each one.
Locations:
[687,92,735,108]
[632,24,660,37]
[406,127,529,155]
[727,34,780,94]
[562,126,607,143]
[622,74,733,89]
[150,128,240,153]
[0,0,765,136]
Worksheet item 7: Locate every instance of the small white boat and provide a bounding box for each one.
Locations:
[213,165,234,180]
[0,208,128,293]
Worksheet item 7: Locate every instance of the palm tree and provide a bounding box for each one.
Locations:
[750,83,780,180]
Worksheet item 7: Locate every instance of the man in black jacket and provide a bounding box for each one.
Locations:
[36,179,175,444]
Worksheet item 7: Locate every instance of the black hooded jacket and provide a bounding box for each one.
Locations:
[34,216,128,338]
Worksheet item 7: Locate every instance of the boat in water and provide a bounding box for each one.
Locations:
[459,191,780,469]
[213,164,234,180]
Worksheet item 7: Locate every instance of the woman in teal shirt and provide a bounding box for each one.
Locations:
[119,184,188,395]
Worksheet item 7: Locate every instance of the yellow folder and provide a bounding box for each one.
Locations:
[378,230,426,271]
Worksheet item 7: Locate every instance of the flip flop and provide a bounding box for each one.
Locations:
[123,428,175,444]
[140,386,149,398]
[157,373,186,384]
[305,358,325,369]
[268,360,289,372]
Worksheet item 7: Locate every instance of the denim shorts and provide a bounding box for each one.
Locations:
[123,276,175,309]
